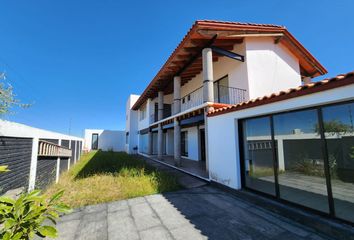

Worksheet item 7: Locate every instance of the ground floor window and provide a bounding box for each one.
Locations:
[181,131,188,157]
[240,100,354,223]
[139,133,148,154]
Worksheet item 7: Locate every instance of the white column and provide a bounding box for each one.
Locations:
[56,139,61,183]
[147,130,153,155]
[158,91,164,120]
[173,76,181,114]
[157,91,164,159]
[158,124,163,159]
[28,137,39,192]
[174,118,181,166]
[68,140,71,170]
[74,141,77,163]
[202,48,214,104]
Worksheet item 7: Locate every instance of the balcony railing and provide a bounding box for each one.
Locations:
[149,85,247,123]
[214,85,247,105]
[181,87,204,112]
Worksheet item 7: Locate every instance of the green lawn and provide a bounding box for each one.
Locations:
[45,151,180,208]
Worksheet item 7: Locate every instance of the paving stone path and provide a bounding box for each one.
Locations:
[53,186,334,240]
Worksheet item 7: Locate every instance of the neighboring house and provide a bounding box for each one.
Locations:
[84,129,125,152]
[125,20,354,224]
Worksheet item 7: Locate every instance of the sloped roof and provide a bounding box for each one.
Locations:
[207,71,354,117]
[132,20,327,110]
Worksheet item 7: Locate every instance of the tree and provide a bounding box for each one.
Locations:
[0,72,30,116]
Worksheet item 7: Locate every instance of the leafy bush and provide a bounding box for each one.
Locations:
[0,190,71,240]
[0,165,9,173]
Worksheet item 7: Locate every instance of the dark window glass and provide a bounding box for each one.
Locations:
[91,134,99,150]
[181,131,188,157]
[322,102,354,222]
[242,117,276,196]
[214,76,230,104]
[273,109,329,213]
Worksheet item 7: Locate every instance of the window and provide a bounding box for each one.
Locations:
[214,75,230,104]
[140,104,147,120]
[242,117,276,196]
[322,102,354,222]
[273,109,329,213]
[91,133,99,150]
[181,131,188,157]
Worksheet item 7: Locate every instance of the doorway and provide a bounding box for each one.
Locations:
[91,133,99,150]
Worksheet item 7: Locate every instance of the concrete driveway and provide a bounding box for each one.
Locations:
[54,186,332,240]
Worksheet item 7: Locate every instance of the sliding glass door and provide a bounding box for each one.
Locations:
[242,117,276,196]
[240,100,354,223]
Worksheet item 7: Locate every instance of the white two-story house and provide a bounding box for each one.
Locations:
[126,20,325,170]
[125,20,354,224]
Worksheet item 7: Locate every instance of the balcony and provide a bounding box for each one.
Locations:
[150,85,247,123]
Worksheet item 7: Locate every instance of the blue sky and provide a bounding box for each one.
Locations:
[1,0,353,137]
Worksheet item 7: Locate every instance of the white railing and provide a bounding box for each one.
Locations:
[214,85,247,105]
[181,87,204,112]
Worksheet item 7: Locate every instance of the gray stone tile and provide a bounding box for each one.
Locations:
[83,203,107,214]
[107,200,128,212]
[139,226,173,240]
[170,225,207,240]
[75,217,108,240]
[56,219,81,240]
[128,196,146,206]
[131,203,161,230]
[108,211,139,240]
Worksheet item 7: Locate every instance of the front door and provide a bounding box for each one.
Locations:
[200,129,206,162]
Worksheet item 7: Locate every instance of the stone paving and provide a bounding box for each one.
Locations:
[53,186,334,240]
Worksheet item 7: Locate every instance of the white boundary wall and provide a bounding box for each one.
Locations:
[207,84,354,190]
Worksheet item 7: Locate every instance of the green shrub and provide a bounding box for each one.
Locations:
[0,190,71,240]
[0,165,9,173]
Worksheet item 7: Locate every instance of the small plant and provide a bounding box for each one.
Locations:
[0,165,9,173]
[0,190,72,240]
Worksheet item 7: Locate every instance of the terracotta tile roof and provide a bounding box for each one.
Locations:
[132,20,327,110]
[207,71,354,117]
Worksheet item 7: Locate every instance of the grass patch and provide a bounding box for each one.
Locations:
[45,151,180,208]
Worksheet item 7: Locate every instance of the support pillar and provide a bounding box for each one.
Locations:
[147,130,153,155]
[28,137,39,192]
[174,118,181,166]
[173,76,181,114]
[157,91,164,159]
[157,124,163,159]
[74,141,77,163]
[68,140,71,170]
[202,48,214,109]
[56,139,61,183]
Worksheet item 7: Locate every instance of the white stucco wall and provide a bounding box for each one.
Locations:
[245,37,301,99]
[181,126,199,161]
[84,129,125,152]
[207,84,354,190]
[125,94,140,154]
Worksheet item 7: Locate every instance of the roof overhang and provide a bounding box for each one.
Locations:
[132,20,327,110]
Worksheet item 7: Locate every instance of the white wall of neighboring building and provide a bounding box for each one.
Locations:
[207,84,354,190]
[0,120,83,141]
[125,94,140,154]
[245,37,301,99]
[84,129,125,152]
